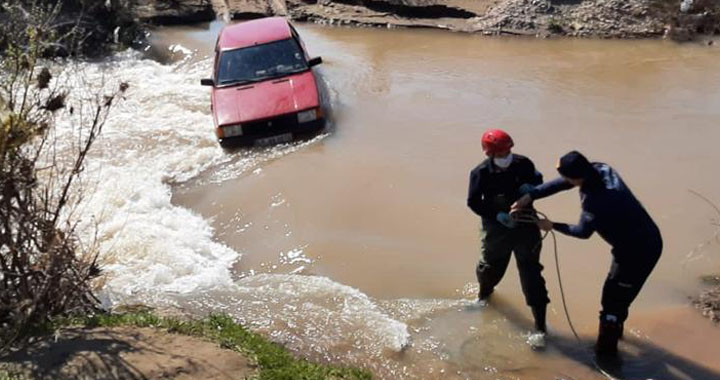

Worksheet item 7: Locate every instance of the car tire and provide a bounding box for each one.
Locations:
[219,139,233,149]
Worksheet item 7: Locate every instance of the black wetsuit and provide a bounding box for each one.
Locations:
[529,162,662,323]
[467,154,549,310]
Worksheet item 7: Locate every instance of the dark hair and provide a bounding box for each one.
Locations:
[557,151,595,179]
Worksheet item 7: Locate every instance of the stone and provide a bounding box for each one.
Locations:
[130,0,215,24]
[223,0,274,18]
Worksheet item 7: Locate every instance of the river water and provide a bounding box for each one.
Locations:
[75,21,720,379]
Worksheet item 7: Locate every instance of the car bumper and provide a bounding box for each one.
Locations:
[218,117,325,146]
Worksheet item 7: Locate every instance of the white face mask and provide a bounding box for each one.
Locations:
[493,153,514,169]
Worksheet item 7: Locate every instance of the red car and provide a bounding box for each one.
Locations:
[201,17,324,147]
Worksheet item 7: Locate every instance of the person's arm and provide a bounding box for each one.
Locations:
[517,160,543,195]
[527,160,543,186]
[467,169,495,219]
[553,211,596,239]
[514,176,574,210]
[528,177,574,200]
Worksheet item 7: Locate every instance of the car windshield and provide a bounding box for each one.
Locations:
[217,38,308,85]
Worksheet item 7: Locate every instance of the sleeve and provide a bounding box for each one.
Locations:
[528,177,574,200]
[525,159,543,186]
[467,169,495,219]
[552,211,596,239]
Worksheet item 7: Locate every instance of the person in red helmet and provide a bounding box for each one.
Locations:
[467,129,550,348]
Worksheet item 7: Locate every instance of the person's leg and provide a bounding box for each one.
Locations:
[601,253,661,323]
[513,226,550,332]
[476,224,513,301]
[597,243,661,355]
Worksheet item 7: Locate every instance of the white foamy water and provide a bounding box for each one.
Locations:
[58,51,239,300]
[49,49,412,360]
[181,274,411,353]
[47,24,720,378]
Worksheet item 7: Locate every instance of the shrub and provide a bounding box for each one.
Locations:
[0,0,126,355]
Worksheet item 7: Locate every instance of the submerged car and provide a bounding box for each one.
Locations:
[201,17,325,147]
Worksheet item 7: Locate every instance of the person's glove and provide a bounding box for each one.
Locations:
[519,183,535,195]
[496,212,516,228]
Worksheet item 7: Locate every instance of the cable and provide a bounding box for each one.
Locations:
[548,229,581,341]
[511,209,580,340]
[512,209,620,380]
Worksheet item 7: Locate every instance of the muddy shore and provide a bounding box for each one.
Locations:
[5,0,716,59]
[2,327,256,380]
[127,0,720,39]
[0,313,371,380]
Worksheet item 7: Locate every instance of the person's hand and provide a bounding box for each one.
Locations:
[512,194,532,211]
[537,218,554,232]
[518,183,535,195]
[496,212,516,228]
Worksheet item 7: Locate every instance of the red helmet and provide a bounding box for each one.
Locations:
[481,129,514,155]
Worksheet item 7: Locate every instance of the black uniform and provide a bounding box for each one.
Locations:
[467,154,550,312]
[530,163,662,324]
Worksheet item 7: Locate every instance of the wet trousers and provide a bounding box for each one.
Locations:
[476,222,550,308]
[601,239,663,323]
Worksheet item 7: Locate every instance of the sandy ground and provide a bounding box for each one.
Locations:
[1,327,255,380]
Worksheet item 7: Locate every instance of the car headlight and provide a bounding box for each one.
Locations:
[222,124,243,137]
[297,109,318,124]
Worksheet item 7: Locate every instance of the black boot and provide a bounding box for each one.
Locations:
[526,304,548,349]
[531,304,547,333]
[478,286,494,302]
[595,315,621,357]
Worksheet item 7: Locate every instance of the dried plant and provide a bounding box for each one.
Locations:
[0,0,127,355]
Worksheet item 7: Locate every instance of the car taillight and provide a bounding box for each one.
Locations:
[222,124,243,137]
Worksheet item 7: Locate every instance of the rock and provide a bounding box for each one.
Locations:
[665,24,694,41]
[130,0,215,24]
[570,21,584,30]
[217,0,274,19]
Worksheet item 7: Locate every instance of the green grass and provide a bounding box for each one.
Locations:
[52,312,371,380]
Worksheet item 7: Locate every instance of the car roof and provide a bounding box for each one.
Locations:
[217,17,293,51]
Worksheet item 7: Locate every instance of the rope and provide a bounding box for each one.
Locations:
[548,229,581,341]
[510,209,580,340]
[511,208,620,380]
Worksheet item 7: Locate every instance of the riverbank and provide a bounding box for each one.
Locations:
[0,313,371,380]
[129,0,719,39]
[5,0,717,61]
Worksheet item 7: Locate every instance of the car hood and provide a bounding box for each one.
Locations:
[213,70,319,126]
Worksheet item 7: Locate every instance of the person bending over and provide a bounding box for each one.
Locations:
[513,150,662,356]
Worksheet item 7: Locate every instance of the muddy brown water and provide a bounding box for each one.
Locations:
[150,22,720,379]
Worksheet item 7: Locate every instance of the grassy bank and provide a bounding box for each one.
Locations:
[2,312,372,380]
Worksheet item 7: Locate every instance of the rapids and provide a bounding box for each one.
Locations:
[66,21,720,379]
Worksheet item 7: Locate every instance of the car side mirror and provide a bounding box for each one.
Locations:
[200,78,214,86]
[308,57,322,67]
